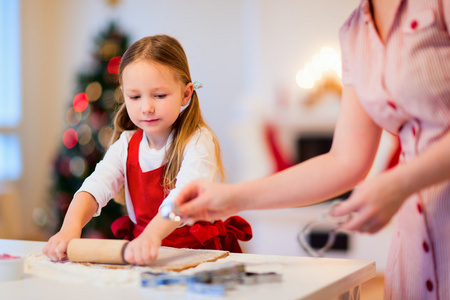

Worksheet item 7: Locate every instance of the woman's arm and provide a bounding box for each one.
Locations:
[333,125,450,233]
[176,85,383,221]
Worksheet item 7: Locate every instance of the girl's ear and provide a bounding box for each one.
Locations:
[182,83,194,106]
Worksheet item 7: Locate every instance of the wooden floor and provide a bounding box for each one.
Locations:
[361,275,384,300]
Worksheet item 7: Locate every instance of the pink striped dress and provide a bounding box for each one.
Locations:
[339,0,450,299]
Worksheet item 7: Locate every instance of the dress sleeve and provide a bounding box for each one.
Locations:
[443,0,450,36]
[75,131,129,216]
[339,17,354,86]
[160,128,218,208]
[338,4,363,87]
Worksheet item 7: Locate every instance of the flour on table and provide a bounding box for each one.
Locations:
[25,246,229,286]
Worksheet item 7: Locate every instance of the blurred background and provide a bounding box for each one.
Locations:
[1,1,394,296]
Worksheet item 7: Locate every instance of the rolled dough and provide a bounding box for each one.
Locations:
[25,246,229,286]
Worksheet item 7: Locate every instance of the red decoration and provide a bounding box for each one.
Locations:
[73,93,89,112]
[387,100,397,110]
[62,128,78,149]
[264,123,293,172]
[387,137,401,170]
[108,56,122,74]
[90,110,108,130]
[58,156,72,177]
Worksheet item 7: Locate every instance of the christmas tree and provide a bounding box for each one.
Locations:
[49,22,129,238]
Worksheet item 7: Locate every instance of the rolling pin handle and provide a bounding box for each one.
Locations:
[121,241,129,264]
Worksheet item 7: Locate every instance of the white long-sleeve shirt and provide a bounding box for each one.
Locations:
[76,127,218,223]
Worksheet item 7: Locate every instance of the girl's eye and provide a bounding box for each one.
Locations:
[129,95,140,100]
[155,94,167,99]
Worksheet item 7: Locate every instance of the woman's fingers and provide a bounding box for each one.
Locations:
[175,181,202,206]
[338,203,384,234]
[330,196,362,217]
[176,182,211,220]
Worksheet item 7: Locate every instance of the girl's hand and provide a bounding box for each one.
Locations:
[175,181,239,224]
[123,234,161,265]
[43,192,98,261]
[331,170,408,234]
[43,229,81,261]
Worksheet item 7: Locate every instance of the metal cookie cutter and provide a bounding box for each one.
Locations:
[297,200,352,257]
[240,272,282,285]
[141,263,282,296]
[160,202,182,222]
[186,281,227,296]
[141,272,187,287]
[141,263,245,287]
[141,272,227,296]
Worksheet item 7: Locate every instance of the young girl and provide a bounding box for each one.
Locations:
[43,35,252,265]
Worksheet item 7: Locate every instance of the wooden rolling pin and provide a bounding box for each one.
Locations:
[67,238,129,265]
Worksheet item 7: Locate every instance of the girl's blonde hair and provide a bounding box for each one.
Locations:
[111,35,224,201]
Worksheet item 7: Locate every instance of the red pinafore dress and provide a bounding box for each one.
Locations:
[111,130,252,252]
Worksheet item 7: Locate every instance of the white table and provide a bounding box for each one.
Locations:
[0,239,375,300]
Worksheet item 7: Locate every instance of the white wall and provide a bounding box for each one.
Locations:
[252,0,358,97]
[230,0,360,181]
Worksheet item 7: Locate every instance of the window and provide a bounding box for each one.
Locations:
[0,0,21,181]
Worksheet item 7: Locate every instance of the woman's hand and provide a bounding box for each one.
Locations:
[43,229,81,261]
[331,170,408,234]
[175,181,239,224]
[123,234,161,265]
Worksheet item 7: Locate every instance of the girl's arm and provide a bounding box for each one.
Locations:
[176,85,383,221]
[76,132,129,215]
[43,133,128,261]
[43,191,98,261]
[123,213,181,265]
